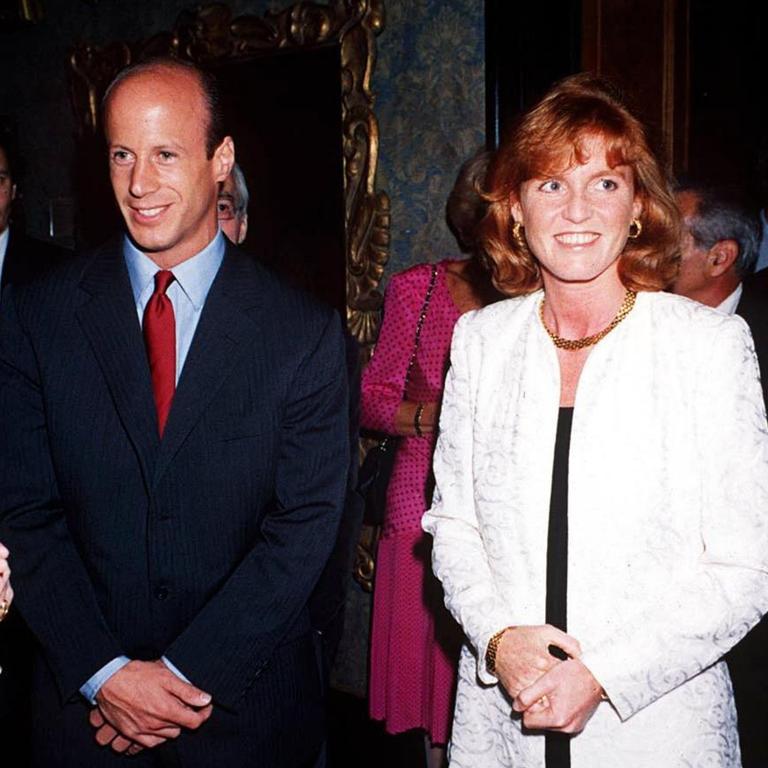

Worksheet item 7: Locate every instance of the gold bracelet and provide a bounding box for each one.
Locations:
[486,626,513,675]
[414,403,425,437]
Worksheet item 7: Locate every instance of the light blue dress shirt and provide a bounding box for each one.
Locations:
[79,231,226,704]
[124,231,226,382]
[0,227,9,303]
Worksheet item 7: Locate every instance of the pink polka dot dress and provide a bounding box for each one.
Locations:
[362,260,464,744]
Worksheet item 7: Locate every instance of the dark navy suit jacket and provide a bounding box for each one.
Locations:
[0,227,68,290]
[0,239,349,767]
[0,225,69,764]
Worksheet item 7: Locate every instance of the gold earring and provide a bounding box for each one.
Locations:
[628,219,642,239]
[512,221,525,246]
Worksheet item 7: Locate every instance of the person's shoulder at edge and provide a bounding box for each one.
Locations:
[1,239,107,319]
[640,289,750,333]
[637,290,755,367]
[12,231,71,262]
[14,234,118,281]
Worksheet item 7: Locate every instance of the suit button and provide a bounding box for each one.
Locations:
[155,586,169,601]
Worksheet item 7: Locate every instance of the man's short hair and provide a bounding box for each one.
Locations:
[230,163,249,215]
[677,182,761,277]
[102,57,226,159]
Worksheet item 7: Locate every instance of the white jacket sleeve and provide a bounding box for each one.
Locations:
[422,315,516,685]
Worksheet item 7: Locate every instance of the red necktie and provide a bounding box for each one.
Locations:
[143,270,176,437]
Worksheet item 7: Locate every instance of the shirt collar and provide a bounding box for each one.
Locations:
[123,230,226,310]
[716,282,743,316]
[0,226,9,261]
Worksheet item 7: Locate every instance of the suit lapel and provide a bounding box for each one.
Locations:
[75,242,160,489]
[153,247,264,486]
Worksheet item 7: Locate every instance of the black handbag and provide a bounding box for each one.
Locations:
[358,435,398,527]
[358,264,439,526]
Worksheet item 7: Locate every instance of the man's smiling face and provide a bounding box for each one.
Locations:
[104,66,233,268]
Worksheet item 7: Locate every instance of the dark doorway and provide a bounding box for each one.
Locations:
[485,0,582,149]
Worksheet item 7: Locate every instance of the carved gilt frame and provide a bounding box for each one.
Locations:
[69,0,388,592]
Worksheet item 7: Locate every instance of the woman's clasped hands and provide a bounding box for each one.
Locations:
[494,625,605,735]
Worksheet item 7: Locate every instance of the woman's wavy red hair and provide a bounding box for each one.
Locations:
[479,73,680,296]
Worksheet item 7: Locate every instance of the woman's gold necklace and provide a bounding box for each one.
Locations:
[539,289,637,351]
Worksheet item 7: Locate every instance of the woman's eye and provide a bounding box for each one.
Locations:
[597,178,619,191]
[539,180,561,192]
[111,150,131,164]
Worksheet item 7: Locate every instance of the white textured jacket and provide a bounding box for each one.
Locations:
[423,290,768,767]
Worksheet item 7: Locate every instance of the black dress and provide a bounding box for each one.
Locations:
[545,407,573,768]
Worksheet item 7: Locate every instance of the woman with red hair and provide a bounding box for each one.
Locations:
[423,74,768,767]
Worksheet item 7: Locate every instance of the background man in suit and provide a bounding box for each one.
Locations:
[0,58,349,767]
[1,137,68,766]
[217,162,249,245]
[0,138,67,293]
[671,184,767,400]
[672,184,759,312]
[671,182,768,768]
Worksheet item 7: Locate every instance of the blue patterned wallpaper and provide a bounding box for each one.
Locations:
[377,0,485,277]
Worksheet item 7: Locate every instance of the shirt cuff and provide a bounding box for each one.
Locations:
[80,655,131,704]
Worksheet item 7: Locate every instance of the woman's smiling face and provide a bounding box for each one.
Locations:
[511,134,641,287]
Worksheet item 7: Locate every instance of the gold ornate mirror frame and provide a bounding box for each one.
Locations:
[69,1,389,592]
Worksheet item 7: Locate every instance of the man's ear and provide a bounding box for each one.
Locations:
[11,183,16,202]
[707,239,739,278]
[213,136,235,183]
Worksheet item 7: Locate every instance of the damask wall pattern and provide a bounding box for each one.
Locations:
[376,0,485,278]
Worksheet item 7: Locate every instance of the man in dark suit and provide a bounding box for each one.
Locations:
[671,182,768,768]
[0,58,349,767]
[0,138,69,766]
[0,138,67,291]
